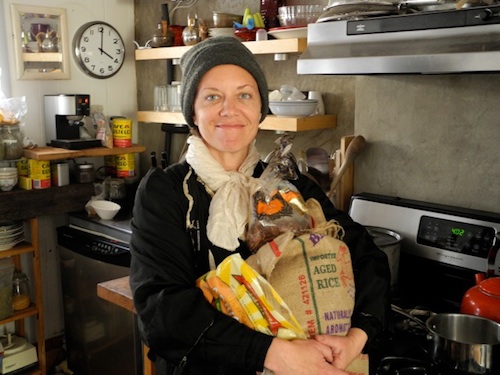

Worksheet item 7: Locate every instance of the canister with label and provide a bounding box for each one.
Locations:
[16,157,29,176]
[28,159,51,189]
[112,118,133,147]
[115,154,135,178]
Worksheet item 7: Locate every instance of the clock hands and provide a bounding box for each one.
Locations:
[98,47,114,60]
[99,27,103,55]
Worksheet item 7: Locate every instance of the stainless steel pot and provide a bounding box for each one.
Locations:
[365,226,402,291]
[426,313,500,374]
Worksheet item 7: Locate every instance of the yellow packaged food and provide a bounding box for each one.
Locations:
[197,253,306,340]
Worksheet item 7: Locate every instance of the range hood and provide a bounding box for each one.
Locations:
[297,5,500,75]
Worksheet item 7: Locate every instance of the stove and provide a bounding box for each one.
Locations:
[348,193,500,374]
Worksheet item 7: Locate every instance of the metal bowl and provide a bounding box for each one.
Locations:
[213,11,243,28]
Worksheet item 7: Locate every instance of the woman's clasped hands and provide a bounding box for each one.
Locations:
[263,337,350,375]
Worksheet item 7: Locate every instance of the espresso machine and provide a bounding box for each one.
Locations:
[44,94,101,149]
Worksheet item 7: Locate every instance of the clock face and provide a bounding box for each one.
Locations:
[73,22,125,79]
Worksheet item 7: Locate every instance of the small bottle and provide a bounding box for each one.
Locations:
[12,272,30,311]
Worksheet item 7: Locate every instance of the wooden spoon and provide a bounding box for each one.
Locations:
[327,135,366,199]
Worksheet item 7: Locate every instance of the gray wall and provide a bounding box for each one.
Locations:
[135,0,499,214]
[354,75,499,213]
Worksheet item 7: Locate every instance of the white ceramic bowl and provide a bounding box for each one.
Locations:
[0,175,18,192]
[269,99,318,117]
[0,167,18,176]
[91,200,121,220]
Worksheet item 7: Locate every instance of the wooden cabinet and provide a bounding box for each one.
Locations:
[0,146,146,374]
[135,39,336,132]
[1,218,45,375]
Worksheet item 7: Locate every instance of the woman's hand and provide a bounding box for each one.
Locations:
[263,338,349,375]
[314,328,368,370]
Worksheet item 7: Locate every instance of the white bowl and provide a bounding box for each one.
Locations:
[0,175,18,191]
[0,167,18,177]
[269,99,318,117]
[91,200,121,220]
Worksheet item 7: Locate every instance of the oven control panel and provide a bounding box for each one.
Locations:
[349,193,500,273]
[57,225,131,267]
[417,216,495,258]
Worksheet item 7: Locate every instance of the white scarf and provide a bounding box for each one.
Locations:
[185,135,261,250]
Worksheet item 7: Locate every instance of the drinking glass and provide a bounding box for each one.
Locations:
[167,82,182,112]
[154,85,168,112]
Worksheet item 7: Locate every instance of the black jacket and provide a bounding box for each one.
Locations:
[129,161,391,375]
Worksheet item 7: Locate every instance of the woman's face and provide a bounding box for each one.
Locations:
[193,64,262,168]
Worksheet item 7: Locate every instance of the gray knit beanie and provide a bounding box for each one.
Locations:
[180,36,269,128]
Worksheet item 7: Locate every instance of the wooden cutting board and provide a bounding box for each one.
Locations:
[334,135,355,212]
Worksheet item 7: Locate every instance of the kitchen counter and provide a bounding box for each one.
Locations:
[97,276,156,375]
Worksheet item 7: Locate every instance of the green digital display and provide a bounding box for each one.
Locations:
[451,228,465,236]
[417,215,495,257]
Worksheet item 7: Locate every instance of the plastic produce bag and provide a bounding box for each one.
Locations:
[246,135,312,253]
[0,95,28,125]
[197,253,306,340]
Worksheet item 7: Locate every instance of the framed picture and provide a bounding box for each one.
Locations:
[10,4,70,80]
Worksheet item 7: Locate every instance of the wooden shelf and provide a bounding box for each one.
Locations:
[137,111,336,132]
[135,38,337,133]
[0,304,39,326]
[0,218,46,374]
[22,52,63,63]
[0,184,94,221]
[135,38,307,60]
[23,144,146,161]
[260,114,336,132]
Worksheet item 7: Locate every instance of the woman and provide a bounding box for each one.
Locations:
[130,36,391,375]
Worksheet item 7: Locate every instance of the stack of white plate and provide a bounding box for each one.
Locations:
[0,222,25,251]
[208,28,237,38]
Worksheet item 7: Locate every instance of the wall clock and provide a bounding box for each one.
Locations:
[73,21,125,79]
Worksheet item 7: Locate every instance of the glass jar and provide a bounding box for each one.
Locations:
[2,124,24,160]
[12,272,30,311]
[108,178,126,200]
[77,163,96,183]
[182,13,201,46]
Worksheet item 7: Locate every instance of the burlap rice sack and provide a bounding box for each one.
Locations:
[247,198,369,375]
